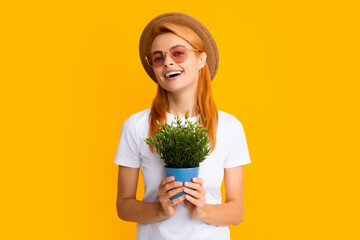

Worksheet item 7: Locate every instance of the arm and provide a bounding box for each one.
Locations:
[200,166,245,226]
[116,165,167,223]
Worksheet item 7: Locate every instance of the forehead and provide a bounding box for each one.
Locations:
[151,32,192,52]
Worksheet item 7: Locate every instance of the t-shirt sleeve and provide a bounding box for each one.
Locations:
[113,115,141,168]
[224,116,251,168]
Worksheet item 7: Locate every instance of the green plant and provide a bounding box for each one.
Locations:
[143,110,211,168]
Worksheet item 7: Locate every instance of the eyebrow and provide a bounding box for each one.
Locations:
[151,44,184,53]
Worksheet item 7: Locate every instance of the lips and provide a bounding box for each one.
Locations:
[163,69,183,79]
[166,72,183,81]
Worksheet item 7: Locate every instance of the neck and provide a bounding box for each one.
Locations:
[166,89,198,118]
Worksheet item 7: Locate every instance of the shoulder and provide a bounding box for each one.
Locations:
[129,108,151,122]
[124,108,151,123]
[217,110,247,140]
[120,108,151,139]
[121,108,151,130]
[217,110,244,128]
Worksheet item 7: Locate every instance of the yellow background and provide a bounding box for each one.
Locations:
[1,0,359,239]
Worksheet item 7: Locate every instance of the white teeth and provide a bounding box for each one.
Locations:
[165,71,182,78]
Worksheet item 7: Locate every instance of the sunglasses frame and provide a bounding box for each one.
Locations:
[145,45,201,68]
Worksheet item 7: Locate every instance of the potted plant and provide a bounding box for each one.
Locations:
[143,110,211,199]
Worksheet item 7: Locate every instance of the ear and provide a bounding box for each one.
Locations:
[198,52,207,70]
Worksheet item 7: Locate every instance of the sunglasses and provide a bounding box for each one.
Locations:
[145,45,201,68]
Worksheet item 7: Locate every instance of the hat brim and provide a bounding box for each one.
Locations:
[139,12,219,83]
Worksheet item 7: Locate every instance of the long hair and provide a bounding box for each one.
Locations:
[147,23,218,155]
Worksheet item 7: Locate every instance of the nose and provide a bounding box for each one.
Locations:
[163,53,174,67]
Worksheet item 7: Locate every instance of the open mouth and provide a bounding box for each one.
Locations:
[165,71,183,79]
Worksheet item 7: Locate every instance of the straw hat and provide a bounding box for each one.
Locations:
[139,12,219,83]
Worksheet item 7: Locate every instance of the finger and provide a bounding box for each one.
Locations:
[159,187,183,203]
[167,186,185,199]
[184,181,202,191]
[161,188,184,207]
[159,181,182,198]
[158,177,176,198]
[164,181,183,192]
[169,194,186,207]
[193,177,203,185]
[185,194,204,207]
[159,176,175,190]
[184,187,202,199]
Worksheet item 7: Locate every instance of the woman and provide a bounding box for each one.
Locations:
[114,12,251,240]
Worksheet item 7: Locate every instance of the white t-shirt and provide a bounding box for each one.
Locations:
[114,108,251,240]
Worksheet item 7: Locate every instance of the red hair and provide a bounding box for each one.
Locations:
[147,23,218,154]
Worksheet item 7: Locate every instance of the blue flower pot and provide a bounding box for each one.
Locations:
[164,166,199,200]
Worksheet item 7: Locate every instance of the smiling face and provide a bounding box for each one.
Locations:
[150,32,206,94]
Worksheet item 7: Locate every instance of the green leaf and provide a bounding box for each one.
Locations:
[143,110,212,168]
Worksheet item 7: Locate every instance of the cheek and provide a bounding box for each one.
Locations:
[185,64,198,77]
[186,59,200,73]
[153,69,163,79]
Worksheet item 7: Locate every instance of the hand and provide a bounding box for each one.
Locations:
[158,176,186,218]
[183,177,207,220]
